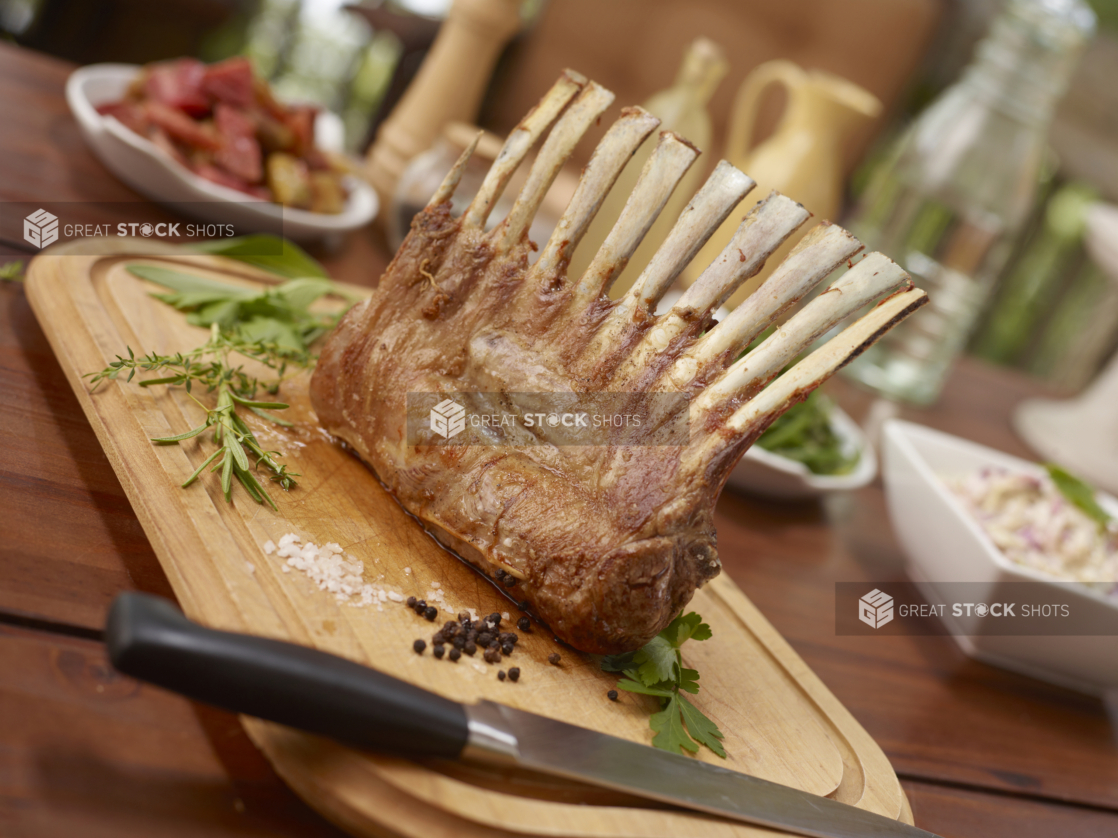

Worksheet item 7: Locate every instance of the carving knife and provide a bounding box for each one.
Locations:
[106,593,941,838]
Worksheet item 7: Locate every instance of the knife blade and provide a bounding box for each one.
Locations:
[106,593,940,838]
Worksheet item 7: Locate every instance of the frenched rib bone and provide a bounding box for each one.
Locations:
[310,73,927,653]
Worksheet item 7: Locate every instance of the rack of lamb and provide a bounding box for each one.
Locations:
[311,71,926,653]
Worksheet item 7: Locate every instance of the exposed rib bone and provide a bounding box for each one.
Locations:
[689,253,911,416]
[569,132,698,305]
[428,131,481,208]
[574,162,754,366]
[628,161,755,310]
[675,194,809,316]
[727,287,928,434]
[498,83,616,251]
[681,287,929,476]
[609,194,808,387]
[462,71,586,229]
[531,107,661,278]
[664,222,862,388]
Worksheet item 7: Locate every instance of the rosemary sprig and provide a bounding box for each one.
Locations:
[87,324,302,509]
[83,238,361,507]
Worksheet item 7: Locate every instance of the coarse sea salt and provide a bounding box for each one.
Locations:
[267,533,402,607]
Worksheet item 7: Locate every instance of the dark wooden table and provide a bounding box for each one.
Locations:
[2,40,1116,838]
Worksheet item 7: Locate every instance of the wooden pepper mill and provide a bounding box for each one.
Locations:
[364,0,522,216]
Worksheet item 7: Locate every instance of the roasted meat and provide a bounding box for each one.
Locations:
[311,72,927,653]
[95,56,347,210]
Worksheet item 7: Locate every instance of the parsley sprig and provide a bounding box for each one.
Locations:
[601,612,726,757]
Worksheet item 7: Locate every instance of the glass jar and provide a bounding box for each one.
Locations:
[841,0,1095,405]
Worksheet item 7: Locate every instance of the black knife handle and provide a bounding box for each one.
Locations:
[106,592,469,759]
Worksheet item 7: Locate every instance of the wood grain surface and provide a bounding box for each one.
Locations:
[4,38,1118,838]
[22,245,917,836]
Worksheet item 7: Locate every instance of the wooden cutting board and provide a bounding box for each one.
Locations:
[25,240,914,837]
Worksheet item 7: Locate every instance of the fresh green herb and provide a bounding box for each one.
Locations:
[86,254,363,507]
[86,324,300,509]
[756,391,858,476]
[127,264,354,353]
[1046,464,1114,529]
[0,260,25,282]
[189,234,329,279]
[601,612,725,757]
[738,327,858,476]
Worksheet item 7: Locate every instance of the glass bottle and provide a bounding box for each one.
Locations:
[841,0,1095,405]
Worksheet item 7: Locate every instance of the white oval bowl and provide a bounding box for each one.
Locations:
[726,404,877,500]
[65,63,378,242]
[882,418,1118,695]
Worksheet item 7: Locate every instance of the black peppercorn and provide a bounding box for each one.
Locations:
[607,689,618,701]
[502,575,517,588]
[488,612,502,626]
[413,639,426,654]
[508,667,520,682]
[476,631,493,646]
[423,606,437,621]
[517,616,531,632]
[415,599,426,611]
[406,596,417,608]
[433,644,445,659]
[464,641,477,656]
[432,631,446,645]
[452,635,465,649]
[548,653,561,665]
[483,647,501,664]
[448,647,461,662]
[501,642,514,656]
[458,612,471,623]
[497,670,506,681]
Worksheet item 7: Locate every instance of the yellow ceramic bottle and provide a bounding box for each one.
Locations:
[686,60,881,307]
[569,37,728,297]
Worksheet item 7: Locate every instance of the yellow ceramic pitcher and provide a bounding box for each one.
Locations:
[686,60,881,306]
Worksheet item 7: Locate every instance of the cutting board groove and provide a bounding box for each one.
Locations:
[26,241,912,837]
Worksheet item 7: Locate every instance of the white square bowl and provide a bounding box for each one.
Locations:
[881,419,1118,696]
